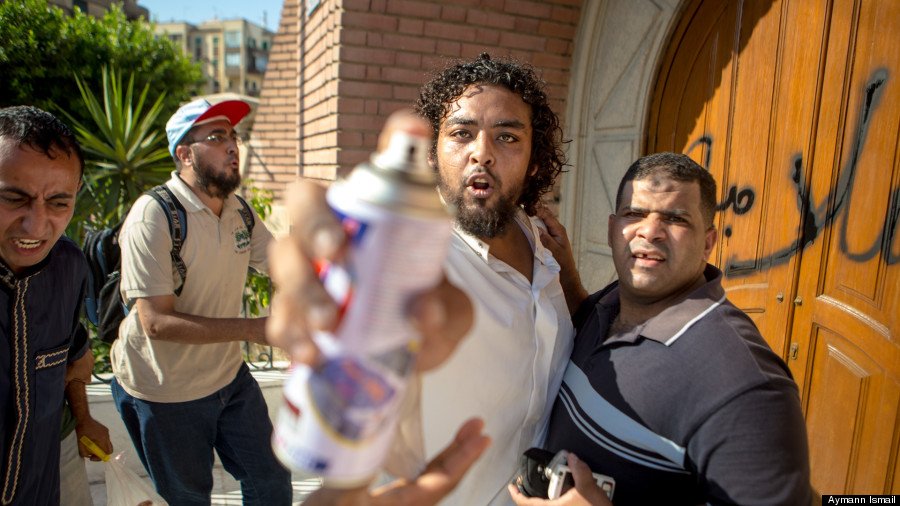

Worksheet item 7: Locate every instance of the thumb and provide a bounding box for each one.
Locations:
[423,417,492,482]
[568,453,614,506]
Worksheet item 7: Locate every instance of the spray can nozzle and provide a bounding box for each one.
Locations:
[370,131,433,184]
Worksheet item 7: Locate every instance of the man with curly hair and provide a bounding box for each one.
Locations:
[267,53,581,505]
[378,52,581,505]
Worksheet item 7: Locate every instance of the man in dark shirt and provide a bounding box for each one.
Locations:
[0,105,92,505]
[511,153,815,506]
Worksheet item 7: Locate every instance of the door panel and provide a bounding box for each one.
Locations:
[791,0,900,494]
[804,319,899,493]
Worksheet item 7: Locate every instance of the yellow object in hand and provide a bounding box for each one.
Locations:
[79,435,110,462]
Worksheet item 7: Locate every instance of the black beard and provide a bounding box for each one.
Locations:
[452,194,518,238]
[438,166,522,239]
[194,157,241,199]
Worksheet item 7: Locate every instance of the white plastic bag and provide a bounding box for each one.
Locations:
[105,452,168,506]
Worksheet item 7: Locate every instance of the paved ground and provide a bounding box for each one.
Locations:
[88,471,322,505]
[83,367,324,504]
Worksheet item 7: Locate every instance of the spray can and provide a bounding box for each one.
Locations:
[272,129,453,486]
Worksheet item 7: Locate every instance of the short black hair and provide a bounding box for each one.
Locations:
[0,105,85,176]
[616,152,718,228]
[416,53,567,215]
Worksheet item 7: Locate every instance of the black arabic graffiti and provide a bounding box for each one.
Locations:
[722,69,895,276]
[719,185,755,216]
[687,135,713,169]
[685,136,756,237]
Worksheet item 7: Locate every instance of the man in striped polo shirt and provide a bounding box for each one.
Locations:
[512,153,815,505]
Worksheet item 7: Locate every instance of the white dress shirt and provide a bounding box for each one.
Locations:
[391,208,575,505]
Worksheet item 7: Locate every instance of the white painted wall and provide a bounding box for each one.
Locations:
[562,0,686,292]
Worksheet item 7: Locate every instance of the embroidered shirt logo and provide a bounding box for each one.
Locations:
[234,225,251,253]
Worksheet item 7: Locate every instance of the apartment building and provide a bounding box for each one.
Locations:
[155,19,273,97]
[45,0,147,19]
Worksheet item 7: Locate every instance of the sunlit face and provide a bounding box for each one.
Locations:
[435,84,533,238]
[609,176,717,306]
[179,119,241,199]
[0,138,81,274]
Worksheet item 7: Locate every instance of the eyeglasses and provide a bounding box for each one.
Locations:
[188,133,242,147]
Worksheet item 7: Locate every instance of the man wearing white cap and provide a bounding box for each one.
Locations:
[110,98,292,505]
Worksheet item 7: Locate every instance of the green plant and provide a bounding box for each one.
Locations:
[60,67,173,241]
[89,341,113,376]
[242,183,282,366]
[60,67,174,376]
[246,184,274,222]
[1,0,201,241]
[0,0,201,134]
[243,183,275,318]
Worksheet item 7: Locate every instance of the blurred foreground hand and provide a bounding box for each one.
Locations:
[266,110,473,370]
[302,418,491,506]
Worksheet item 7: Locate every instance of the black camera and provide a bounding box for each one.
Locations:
[515,447,615,500]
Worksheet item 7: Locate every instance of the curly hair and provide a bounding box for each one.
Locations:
[416,53,567,215]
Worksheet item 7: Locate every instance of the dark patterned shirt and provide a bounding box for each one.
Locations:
[0,237,88,506]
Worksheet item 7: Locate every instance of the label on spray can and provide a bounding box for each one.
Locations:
[273,130,452,486]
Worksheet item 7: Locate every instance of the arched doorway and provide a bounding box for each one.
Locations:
[646,0,900,494]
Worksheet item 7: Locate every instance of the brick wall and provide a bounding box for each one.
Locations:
[247,0,583,200]
[245,0,302,199]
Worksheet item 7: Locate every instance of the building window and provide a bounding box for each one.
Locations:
[225,31,241,48]
[73,0,87,12]
[256,56,267,72]
[262,41,268,51]
[249,38,256,48]
[225,53,241,67]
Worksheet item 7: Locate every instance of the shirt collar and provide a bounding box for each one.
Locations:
[452,207,557,270]
[0,241,55,290]
[598,264,727,347]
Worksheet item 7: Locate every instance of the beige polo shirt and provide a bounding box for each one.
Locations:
[111,172,272,402]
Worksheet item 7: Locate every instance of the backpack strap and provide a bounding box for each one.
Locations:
[145,185,189,297]
[235,194,255,235]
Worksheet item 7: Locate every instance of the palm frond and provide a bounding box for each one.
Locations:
[57,66,171,231]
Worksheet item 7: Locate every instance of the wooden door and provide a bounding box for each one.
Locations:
[648,0,798,359]
[647,0,900,494]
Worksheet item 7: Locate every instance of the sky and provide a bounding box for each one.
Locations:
[141,0,284,32]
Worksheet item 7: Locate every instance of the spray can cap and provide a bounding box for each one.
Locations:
[370,131,434,185]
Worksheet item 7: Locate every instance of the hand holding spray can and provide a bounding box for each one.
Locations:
[272,128,453,486]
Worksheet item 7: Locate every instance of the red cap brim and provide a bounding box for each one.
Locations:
[195,100,251,127]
